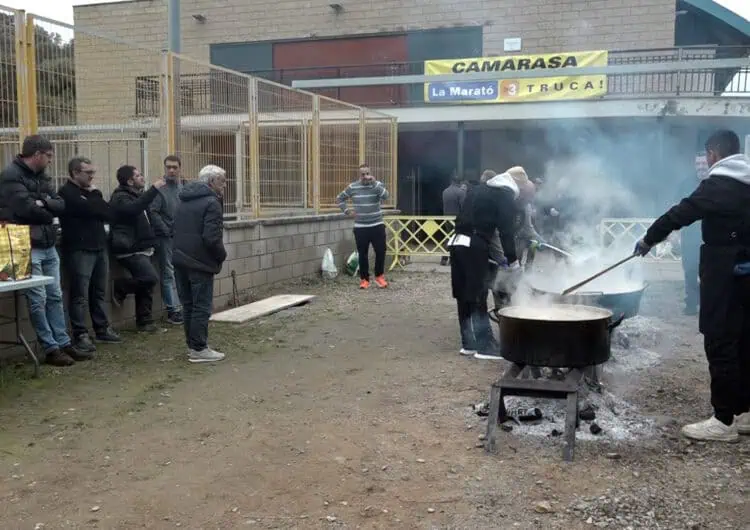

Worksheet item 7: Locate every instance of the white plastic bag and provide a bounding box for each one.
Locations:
[321,248,338,279]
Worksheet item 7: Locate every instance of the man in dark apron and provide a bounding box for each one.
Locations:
[449,172,518,360]
[635,129,750,442]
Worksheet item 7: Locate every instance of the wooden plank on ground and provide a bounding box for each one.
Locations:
[210,294,316,323]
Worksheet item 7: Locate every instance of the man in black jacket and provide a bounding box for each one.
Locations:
[148,155,183,325]
[0,135,81,366]
[636,129,750,442]
[109,165,165,332]
[59,157,122,353]
[173,165,227,363]
[448,172,518,360]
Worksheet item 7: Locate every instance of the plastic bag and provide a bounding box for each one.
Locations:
[344,251,359,276]
[321,248,338,279]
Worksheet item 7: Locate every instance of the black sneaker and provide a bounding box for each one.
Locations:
[62,345,93,362]
[96,327,123,343]
[45,349,76,366]
[166,312,184,325]
[74,333,97,353]
[137,323,160,333]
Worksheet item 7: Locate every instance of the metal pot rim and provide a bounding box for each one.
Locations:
[497,303,614,322]
[529,284,647,297]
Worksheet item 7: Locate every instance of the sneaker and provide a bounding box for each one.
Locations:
[137,323,161,333]
[188,347,226,363]
[45,348,76,366]
[359,279,370,289]
[63,344,93,362]
[166,312,184,325]
[374,275,388,288]
[735,412,750,435]
[95,327,122,343]
[460,348,478,356]
[680,416,739,443]
[74,333,97,353]
[474,351,505,361]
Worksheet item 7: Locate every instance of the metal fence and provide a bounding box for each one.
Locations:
[2,7,398,219]
[241,46,749,108]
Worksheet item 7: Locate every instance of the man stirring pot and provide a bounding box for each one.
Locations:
[635,129,750,442]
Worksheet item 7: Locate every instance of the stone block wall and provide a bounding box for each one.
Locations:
[0,212,364,360]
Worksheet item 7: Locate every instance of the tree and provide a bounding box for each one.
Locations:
[0,13,76,129]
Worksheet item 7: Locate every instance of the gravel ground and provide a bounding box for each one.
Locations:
[0,269,747,529]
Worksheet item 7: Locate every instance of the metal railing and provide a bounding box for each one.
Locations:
[382,216,681,269]
[134,46,750,110]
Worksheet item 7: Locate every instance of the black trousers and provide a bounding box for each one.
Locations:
[174,266,214,351]
[67,249,110,337]
[703,275,750,422]
[353,224,387,280]
[114,254,159,326]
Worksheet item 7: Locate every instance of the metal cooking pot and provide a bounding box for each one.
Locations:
[530,283,647,320]
[492,304,624,368]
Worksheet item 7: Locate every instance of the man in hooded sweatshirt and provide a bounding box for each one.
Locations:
[172,165,227,364]
[449,170,518,360]
[635,129,750,442]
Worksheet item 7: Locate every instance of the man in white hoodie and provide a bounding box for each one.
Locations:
[636,129,750,443]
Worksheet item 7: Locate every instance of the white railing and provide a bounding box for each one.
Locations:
[599,218,681,261]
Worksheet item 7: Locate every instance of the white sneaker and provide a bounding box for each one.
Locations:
[680,416,739,443]
[735,412,750,435]
[460,348,477,356]
[474,352,504,361]
[188,347,226,363]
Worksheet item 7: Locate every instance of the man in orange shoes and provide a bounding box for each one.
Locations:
[336,163,390,289]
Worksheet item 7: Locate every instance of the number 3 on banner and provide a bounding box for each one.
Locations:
[501,80,519,98]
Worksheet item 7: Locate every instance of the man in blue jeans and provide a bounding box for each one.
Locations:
[148,155,183,324]
[173,165,227,363]
[0,135,82,366]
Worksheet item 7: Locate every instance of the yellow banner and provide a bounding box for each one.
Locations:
[423,50,608,104]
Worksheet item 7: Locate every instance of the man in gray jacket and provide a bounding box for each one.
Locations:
[149,155,183,324]
[441,173,466,265]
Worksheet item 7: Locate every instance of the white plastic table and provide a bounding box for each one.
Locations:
[0,275,54,377]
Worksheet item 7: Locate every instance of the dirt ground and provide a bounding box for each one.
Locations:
[0,267,748,529]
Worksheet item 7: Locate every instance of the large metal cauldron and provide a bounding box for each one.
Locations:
[530,283,647,320]
[494,304,624,368]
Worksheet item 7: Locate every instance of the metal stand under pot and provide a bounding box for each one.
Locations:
[485,305,624,462]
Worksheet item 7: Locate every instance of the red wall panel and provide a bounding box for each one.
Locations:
[273,35,408,107]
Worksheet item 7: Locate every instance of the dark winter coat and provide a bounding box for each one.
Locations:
[454,173,519,264]
[148,177,182,238]
[0,157,65,249]
[108,185,160,255]
[172,181,226,274]
[58,180,116,252]
[644,154,750,336]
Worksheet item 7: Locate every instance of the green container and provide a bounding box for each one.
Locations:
[345,251,359,276]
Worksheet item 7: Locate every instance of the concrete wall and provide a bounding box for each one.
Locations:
[70,0,677,125]
[0,213,358,359]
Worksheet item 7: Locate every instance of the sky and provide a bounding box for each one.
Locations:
[5,0,749,29]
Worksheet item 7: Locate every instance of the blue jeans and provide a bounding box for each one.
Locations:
[26,247,71,353]
[155,237,181,313]
[174,266,214,351]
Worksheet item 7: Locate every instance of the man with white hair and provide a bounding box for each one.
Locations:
[172,164,228,363]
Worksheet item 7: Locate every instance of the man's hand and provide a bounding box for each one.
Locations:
[634,239,652,257]
[153,177,167,189]
[549,207,559,217]
[344,208,355,217]
[35,199,45,208]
